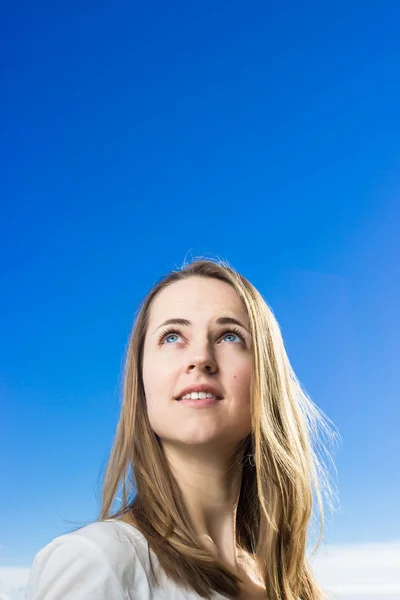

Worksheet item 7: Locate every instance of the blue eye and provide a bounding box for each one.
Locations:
[223,333,237,342]
[221,332,242,343]
[165,333,179,344]
[158,326,246,346]
[220,327,246,344]
[158,328,182,344]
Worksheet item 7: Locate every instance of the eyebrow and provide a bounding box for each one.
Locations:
[153,317,250,334]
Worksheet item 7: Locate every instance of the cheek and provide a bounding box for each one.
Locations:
[142,361,167,431]
[232,357,252,384]
[142,351,176,406]
[229,363,252,404]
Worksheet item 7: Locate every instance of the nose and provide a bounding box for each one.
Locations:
[185,340,218,375]
[187,360,217,374]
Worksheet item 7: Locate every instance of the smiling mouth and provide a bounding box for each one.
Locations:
[177,396,221,407]
[176,392,222,401]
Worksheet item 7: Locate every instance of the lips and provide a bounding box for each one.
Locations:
[175,383,223,401]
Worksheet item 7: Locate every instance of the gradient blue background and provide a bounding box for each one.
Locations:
[1,0,399,567]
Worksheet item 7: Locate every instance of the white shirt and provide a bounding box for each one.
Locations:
[26,518,227,599]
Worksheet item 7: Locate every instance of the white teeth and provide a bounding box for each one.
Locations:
[179,392,218,400]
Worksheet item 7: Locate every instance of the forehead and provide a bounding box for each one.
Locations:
[148,276,248,325]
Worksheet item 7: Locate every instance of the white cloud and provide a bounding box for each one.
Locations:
[0,567,30,600]
[310,540,400,598]
[1,541,399,599]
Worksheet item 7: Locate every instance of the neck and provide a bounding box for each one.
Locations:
[163,441,244,571]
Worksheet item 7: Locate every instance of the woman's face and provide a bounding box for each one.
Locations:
[142,276,253,454]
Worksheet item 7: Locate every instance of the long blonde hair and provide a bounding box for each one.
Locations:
[99,257,338,599]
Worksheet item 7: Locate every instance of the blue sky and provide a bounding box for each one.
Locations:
[1,1,400,596]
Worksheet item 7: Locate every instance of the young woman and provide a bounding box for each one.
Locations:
[27,258,337,599]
